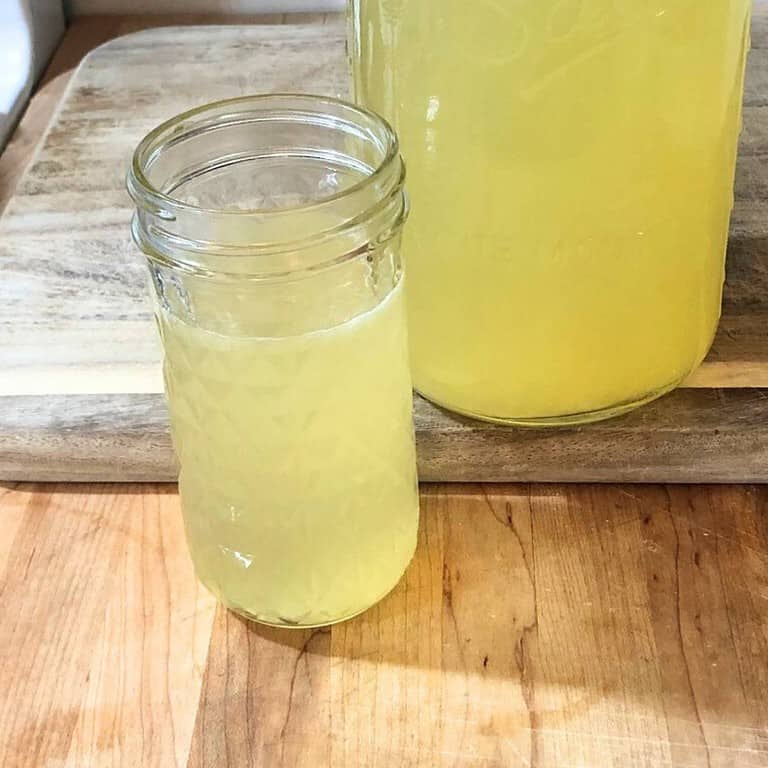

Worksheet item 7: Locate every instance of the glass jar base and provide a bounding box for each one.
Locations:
[416,379,684,427]
[203,567,410,629]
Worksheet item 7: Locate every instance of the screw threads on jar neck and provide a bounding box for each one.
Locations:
[127,94,408,280]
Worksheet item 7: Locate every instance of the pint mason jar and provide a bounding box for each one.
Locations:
[349,0,752,424]
[127,95,418,627]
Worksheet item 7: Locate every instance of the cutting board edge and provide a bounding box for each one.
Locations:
[3,390,768,484]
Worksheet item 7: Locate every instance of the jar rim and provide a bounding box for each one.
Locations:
[127,93,408,278]
[127,93,402,219]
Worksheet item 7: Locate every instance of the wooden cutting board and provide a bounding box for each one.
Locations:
[1,17,768,483]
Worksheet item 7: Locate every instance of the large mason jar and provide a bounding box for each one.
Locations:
[349,0,752,424]
[128,95,418,627]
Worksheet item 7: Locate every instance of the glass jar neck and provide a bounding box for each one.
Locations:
[127,94,407,280]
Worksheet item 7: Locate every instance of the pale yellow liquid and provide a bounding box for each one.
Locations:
[352,0,752,421]
[159,279,418,626]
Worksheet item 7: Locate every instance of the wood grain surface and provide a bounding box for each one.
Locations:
[2,11,768,482]
[3,388,768,483]
[1,482,767,767]
[0,13,331,215]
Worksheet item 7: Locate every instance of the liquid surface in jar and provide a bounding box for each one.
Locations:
[158,278,418,626]
[352,0,752,421]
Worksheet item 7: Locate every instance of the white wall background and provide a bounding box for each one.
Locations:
[0,0,65,149]
[67,0,344,13]
[1,0,343,151]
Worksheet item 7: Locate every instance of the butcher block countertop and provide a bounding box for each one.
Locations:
[2,13,768,768]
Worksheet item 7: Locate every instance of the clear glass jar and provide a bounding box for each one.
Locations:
[127,95,418,627]
[349,0,752,424]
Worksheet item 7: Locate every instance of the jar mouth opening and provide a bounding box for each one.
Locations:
[127,94,408,277]
[127,93,402,219]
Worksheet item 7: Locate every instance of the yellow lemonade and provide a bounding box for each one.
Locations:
[158,278,418,627]
[351,0,752,421]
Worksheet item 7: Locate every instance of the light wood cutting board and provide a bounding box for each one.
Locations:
[1,18,768,482]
